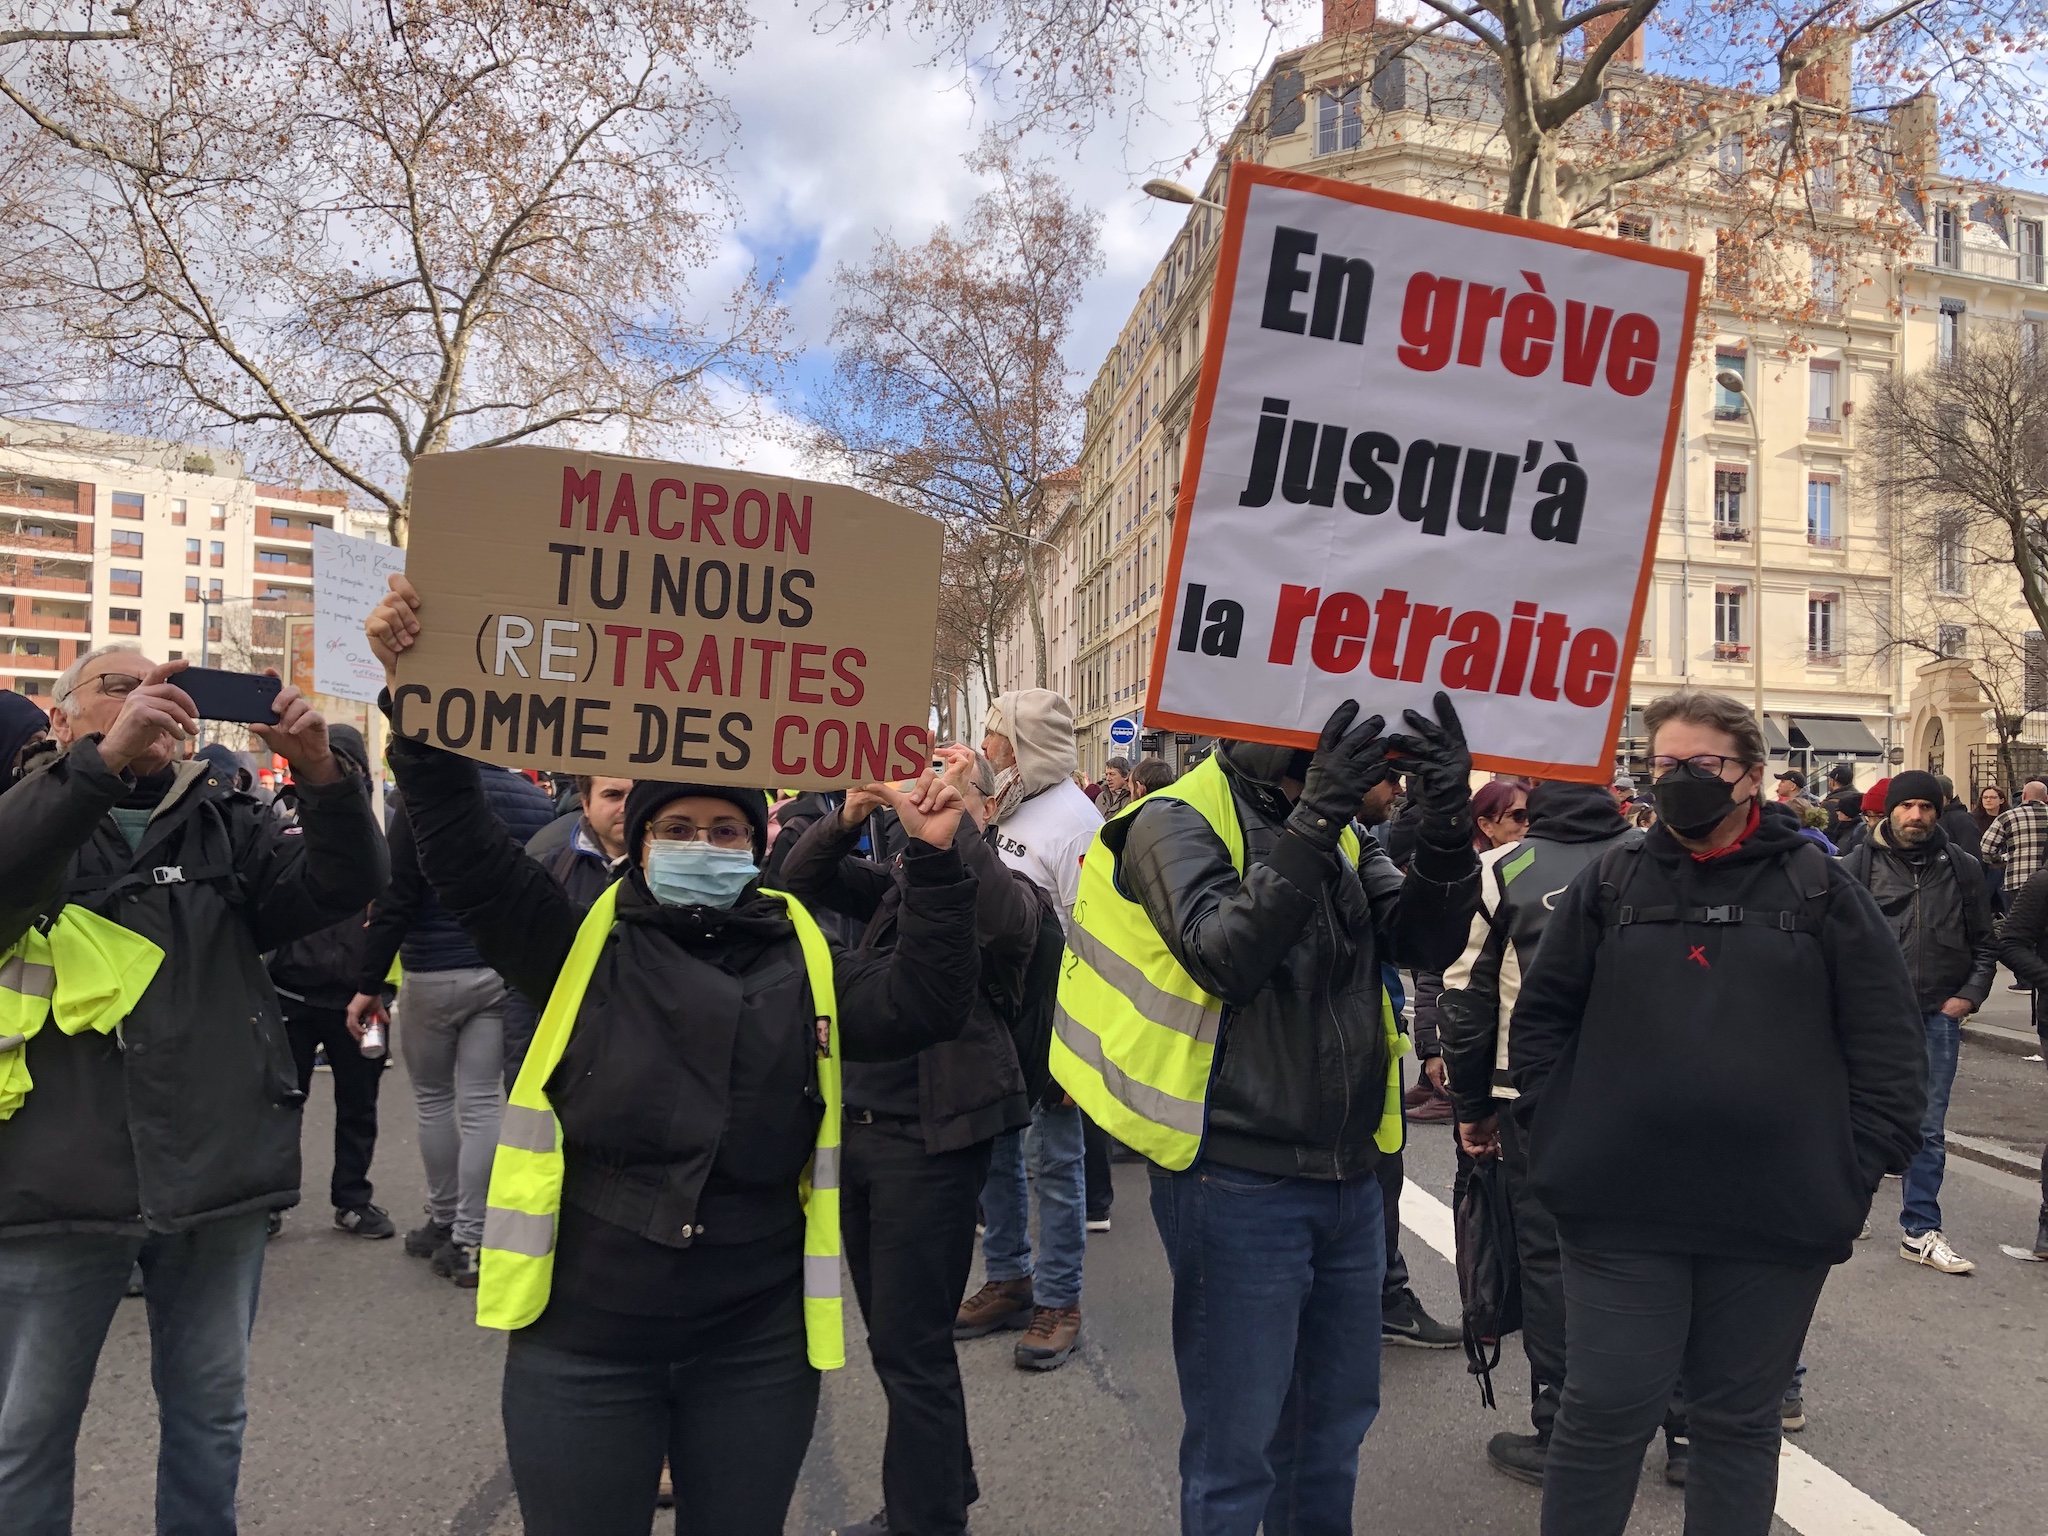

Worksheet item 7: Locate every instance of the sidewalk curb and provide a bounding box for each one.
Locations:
[1960,1019,2042,1058]
[1947,1130,2041,1181]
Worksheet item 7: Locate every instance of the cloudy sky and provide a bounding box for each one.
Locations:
[693,0,1312,472]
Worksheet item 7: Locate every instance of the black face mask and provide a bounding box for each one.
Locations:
[1651,767,1744,839]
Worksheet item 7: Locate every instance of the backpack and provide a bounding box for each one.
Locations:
[990,874,1067,1109]
[1591,837,1835,941]
[1455,1153,1522,1408]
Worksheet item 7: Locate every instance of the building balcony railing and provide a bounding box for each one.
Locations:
[256,518,315,544]
[1713,641,1751,662]
[255,561,313,580]
[108,616,140,636]
[109,581,141,598]
[0,651,60,670]
[0,568,89,594]
[1807,532,1844,550]
[0,491,82,517]
[1808,416,1841,435]
[1713,524,1750,543]
[0,528,88,555]
[1636,635,1653,658]
[1807,647,1843,664]
[5,612,89,633]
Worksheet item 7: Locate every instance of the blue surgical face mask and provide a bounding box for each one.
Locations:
[644,840,758,910]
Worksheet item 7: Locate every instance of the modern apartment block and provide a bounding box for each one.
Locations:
[996,1,2048,786]
[0,419,384,701]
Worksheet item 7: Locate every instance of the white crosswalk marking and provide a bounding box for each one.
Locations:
[1399,1185,1929,1536]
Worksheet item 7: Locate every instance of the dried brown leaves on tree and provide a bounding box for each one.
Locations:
[1,0,787,541]
[810,140,1100,695]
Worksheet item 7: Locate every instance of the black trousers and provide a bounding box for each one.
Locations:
[1082,1111,1114,1220]
[282,999,384,1211]
[502,1285,819,1536]
[1542,1244,1828,1536]
[1377,1137,1411,1303]
[1499,1109,1565,1438]
[842,1112,993,1536]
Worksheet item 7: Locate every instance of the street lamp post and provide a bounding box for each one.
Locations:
[1141,178,1228,213]
[1715,368,1768,723]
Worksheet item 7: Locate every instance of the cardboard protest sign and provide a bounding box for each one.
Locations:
[394,447,943,787]
[1149,166,1701,781]
[314,526,407,704]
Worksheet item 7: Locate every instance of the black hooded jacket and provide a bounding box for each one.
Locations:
[1108,741,1479,1179]
[1438,782,1639,1125]
[1838,818,1997,1012]
[1508,808,1925,1266]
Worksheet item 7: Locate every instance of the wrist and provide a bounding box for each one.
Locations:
[293,750,343,786]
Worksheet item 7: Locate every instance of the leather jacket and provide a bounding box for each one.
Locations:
[1108,743,1478,1179]
[1839,820,1996,1012]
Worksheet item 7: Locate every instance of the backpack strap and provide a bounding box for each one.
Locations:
[1601,836,1833,935]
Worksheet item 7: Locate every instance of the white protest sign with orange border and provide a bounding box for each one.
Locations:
[1148,165,1702,782]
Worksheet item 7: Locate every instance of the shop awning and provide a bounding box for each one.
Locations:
[1790,716,1885,756]
[1762,717,1792,754]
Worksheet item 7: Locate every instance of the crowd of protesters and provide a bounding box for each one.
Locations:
[0,577,2043,1536]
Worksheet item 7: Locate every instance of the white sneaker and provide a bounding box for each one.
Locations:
[1857,1219,1872,1240]
[1900,1229,1976,1274]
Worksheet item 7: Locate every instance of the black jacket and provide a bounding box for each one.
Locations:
[1508,813,1925,1267]
[779,810,1038,1153]
[1938,800,1983,861]
[385,729,979,1267]
[0,739,387,1236]
[1839,820,1997,1012]
[1438,783,1639,1125]
[356,767,555,988]
[525,812,627,910]
[1822,786,1865,850]
[1111,743,1479,1179]
[1995,866,2048,1032]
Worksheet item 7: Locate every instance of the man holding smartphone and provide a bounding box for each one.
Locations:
[0,645,387,1536]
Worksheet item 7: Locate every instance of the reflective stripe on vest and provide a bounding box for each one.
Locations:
[1050,754,1407,1170]
[473,883,847,1371]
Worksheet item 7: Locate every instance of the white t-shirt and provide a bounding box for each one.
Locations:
[992,779,1101,927]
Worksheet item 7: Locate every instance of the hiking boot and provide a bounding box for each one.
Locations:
[334,1203,396,1240]
[1781,1384,1807,1433]
[831,1511,889,1536]
[1382,1288,1461,1348]
[1015,1304,1082,1370]
[1900,1229,1976,1275]
[1408,1092,1456,1125]
[1664,1432,1690,1487]
[1484,1431,1546,1486]
[431,1240,481,1288]
[955,1277,1034,1339]
[406,1216,454,1259]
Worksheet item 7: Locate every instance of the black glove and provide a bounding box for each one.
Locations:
[1285,700,1395,853]
[1387,691,1473,846]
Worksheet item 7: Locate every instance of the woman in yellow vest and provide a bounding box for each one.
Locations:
[366,576,983,1536]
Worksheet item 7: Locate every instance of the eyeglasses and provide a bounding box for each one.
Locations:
[1501,807,1529,823]
[58,672,143,706]
[1649,754,1747,781]
[645,818,752,848]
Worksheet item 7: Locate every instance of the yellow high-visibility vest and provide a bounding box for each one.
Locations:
[473,882,846,1369]
[1049,754,1407,1171]
[0,906,166,1118]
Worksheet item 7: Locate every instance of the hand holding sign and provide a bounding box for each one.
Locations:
[1386,691,1474,841]
[366,572,424,687]
[1284,700,1394,853]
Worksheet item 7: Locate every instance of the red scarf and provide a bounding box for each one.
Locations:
[1689,799,1760,862]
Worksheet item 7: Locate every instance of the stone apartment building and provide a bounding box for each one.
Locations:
[0,419,384,702]
[993,2,2048,789]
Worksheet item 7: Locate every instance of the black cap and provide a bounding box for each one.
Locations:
[1776,768,1807,789]
[622,781,770,861]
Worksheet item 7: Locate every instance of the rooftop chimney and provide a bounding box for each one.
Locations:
[1582,12,1645,68]
[1796,26,1853,110]
[1323,0,1375,38]
[1891,92,1939,180]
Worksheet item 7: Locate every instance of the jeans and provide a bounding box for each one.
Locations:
[397,966,508,1247]
[1900,1010,1962,1237]
[1542,1244,1828,1536]
[1500,1110,1565,1439]
[1150,1162,1386,1536]
[282,999,385,1211]
[501,1287,819,1536]
[843,1113,993,1536]
[979,1099,1085,1309]
[1082,1111,1115,1221]
[0,1210,270,1536]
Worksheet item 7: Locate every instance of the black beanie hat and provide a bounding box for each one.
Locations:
[623,780,771,861]
[1887,770,1944,813]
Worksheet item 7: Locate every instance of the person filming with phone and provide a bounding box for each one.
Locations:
[0,644,387,1535]
[364,574,984,1536]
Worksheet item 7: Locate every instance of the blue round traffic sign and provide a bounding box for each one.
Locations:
[1108,717,1138,746]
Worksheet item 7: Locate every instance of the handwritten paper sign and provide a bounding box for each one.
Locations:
[314,527,407,704]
